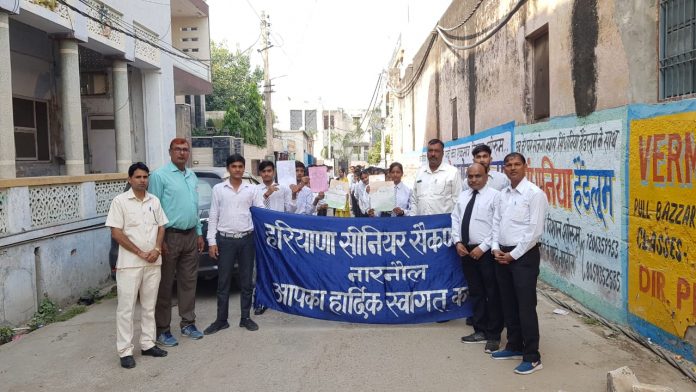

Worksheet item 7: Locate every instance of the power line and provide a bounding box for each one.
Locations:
[244,0,263,21]
[57,0,212,63]
[392,32,437,98]
[358,72,384,132]
[435,0,528,51]
[391,0,528,98]
[76,0,184,58]
[437,0,486,32]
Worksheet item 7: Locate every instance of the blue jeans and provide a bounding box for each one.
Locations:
[216,233,256,321]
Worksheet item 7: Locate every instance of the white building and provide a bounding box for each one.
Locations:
[0,0,211,325]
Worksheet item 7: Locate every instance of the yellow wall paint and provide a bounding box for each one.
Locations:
[628,112,696,338]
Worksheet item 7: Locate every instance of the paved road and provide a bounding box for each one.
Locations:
[1,280,693,392]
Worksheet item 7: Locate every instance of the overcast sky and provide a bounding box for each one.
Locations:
[208,0,451,110]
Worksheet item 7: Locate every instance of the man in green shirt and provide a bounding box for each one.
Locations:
[149,138,205,346]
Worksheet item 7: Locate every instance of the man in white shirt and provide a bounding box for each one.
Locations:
[106,162,169,369]
[491,152,549,375]
[255,160,295,213]
[291,161,316,215]
[463,144,510,191]
[253,160,295,315]
[410,139,463,215]
[451,163,503,354]
[204,154,264,335]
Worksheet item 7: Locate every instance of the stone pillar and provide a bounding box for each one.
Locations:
[112,59,132,172]
[59,39,85,176]
[199,94,206,128]
[0,12,16,179]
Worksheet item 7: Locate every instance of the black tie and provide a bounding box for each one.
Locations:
[460,190,478,245]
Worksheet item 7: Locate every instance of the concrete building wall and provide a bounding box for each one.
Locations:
[389,0,658,161]
[171,16,211,61]
[386,0,694,361]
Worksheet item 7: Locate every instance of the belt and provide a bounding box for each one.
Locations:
[499,244,539,253]
[166,227,195,234]
[218,231,252,239]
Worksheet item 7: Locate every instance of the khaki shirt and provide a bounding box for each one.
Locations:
[106,189,169,268]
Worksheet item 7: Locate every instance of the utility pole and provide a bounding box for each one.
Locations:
[260,11,273,159]
[327,109,332,163]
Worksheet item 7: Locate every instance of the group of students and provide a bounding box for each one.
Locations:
[108,137,549,376]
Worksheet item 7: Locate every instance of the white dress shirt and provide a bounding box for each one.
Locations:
[255,183,296,213]
[207,181,263,246]
[294,186,316,215]
[356,182,370,214]
[450,186,500,252]
[462,169,510,192]
[410,162,463,215]
[492,178,549,260]
[392,182,413,216]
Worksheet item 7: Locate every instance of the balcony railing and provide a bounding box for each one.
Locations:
[0,174,127,240]
[83,0,125,51]
[24,0,72,25]
[134,22,161,67]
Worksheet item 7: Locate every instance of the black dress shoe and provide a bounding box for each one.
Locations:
[203,320,230,335]
[120,355,136,369]
[254,305,267,315]
[141,346,168,357]
[239,317,259,331]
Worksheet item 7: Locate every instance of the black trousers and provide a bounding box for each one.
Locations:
[495,245,541,363]
[461,249,503,341]
[216,234,256,321]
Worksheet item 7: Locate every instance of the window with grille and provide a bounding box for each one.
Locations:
[660,0,696,99]
[304,110,317,131]
[290,110,302,130]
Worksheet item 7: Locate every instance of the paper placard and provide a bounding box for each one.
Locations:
[329,179,350,193]
[368,174,385,184]
[325,179,349,209]
[308,166,329,192]
[276,160,297,187]
[369,181,395,211]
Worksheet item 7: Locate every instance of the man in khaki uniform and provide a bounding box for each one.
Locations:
[106,162,169,369]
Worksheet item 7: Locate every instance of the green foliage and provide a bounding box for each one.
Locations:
[206,118,215,128]
[54,305,86,322]
[28,295,89,330]
[368,139,381,164]
[206,41,266,147]
[29,295,59,330]
[385,135,392,155]
[0,326,13,344]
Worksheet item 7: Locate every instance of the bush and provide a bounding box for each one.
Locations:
[28,295,59,330]
[0,327,13,344]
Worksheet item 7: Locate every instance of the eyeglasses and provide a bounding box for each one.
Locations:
[171,147,190,153]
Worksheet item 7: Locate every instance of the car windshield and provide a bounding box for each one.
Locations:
[197,176,223,210]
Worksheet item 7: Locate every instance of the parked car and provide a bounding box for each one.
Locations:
[109,167,259,280]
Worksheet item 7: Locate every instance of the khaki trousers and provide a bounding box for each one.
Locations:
[116,266,161,357]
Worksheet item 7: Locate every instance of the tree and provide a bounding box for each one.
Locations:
[206,41,266,146]
[367,138,382,164]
